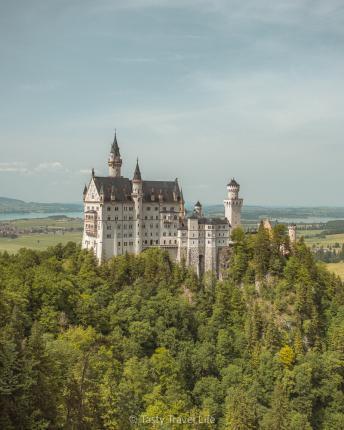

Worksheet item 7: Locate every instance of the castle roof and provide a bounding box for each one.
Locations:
[228,178,239,187]
[195,201,202,207]
[133,159,142,181]
[187,214,229,225]
[91,176,181,203]
[110,132,120,157]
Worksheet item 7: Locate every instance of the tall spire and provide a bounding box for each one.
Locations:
[108,130,122,177]
[133,158,142,181]
[110,131,120,157]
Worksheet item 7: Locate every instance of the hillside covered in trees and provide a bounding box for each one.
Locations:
[0,225,343,429]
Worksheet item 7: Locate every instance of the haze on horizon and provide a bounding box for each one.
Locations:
[0,0,343,206]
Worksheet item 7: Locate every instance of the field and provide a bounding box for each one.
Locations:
[0,232,82,253]
[301,231,344,248]
[326,262,344,280]
[0,216,83,253]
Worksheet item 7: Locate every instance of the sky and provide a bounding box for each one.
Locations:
[0,0,343,206]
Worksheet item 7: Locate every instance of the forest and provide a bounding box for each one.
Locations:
[0,225,343,429]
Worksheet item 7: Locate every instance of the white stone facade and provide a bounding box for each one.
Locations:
[82,135,243,277]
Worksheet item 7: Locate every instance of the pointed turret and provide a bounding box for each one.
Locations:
[108,131,122,177]
[110,131,120,156]
[133,158,142,182]
[173,178,179,201]
[83,184,87,201]
[180,188,185,204]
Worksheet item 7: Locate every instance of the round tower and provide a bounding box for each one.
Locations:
[224,178,243,229]
[108,132,122,177]
[288,224,297,244]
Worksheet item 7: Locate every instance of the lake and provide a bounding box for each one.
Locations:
[0,211,83,221]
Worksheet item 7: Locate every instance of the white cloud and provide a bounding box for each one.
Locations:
[0,162,30,173]
[34,162,65,172]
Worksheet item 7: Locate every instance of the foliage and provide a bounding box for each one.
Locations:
[0,232,343,429]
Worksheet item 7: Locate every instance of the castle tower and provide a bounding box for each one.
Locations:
[108,132,122,177]
[194,201,203,217]
[132,159,143,254]
[224,178,243,229]
[288,224,297,244]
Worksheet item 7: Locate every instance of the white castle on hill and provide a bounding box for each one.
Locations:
[82,134,243,277]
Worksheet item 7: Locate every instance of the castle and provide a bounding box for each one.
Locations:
[82,134,243,277]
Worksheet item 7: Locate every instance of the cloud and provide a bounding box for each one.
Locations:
[0,162,30,173]
[34,162,65,172]
[0,161,67,174]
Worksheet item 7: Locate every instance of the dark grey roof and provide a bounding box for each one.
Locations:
[110,133,120,157]
[93,177,132,202]
[90,176,181,203]
[188,215,229,225]
[195,201,202,207]
[228,178,239,187]
[142,180,180,202]
[198,217,229,225]
[133,159,142,181]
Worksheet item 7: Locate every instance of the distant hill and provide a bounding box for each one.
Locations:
[202,204,344,221]
[0,197,83,214]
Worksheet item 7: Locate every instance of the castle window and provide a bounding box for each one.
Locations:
[107,234,111,238]
[156,216,158,220]
[107,216,110,221]
[115,206,119,211]
[124,242,127,246]
[115,216,118,221]
[129,207,133,211]
[118,242,121,246]
[107,225,111,230]
[107,207,110,211]
[163,240,166,244]
[169,240,171,244]
[145,216,147,220]
[156,240,158,244]
[155,207,158,211]
[147,206,151,211]
[170,207,174,211]
[163,207,166,211]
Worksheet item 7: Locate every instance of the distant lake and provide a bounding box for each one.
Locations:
[0,211,83,221]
